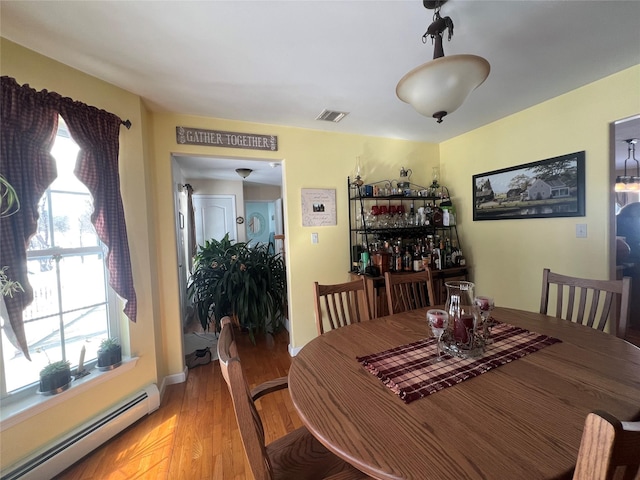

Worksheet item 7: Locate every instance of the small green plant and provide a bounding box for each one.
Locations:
[0,174,20,217]
[39,360,70,377]
[0,266,23,297]
[97,337,122,368]
[38,359,71,393]
[98,337,120,352]
[1,176,23,298]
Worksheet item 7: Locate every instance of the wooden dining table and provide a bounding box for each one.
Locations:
[288,307,640,480]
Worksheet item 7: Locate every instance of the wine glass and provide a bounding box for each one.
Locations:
[474,296,495,344]
[427,309,449,362]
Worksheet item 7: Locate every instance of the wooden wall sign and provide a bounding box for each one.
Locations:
[176,126,278,151]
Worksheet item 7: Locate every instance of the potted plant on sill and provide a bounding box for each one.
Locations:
[97,337,122,370]
[187,233,287,341]
[39,360,71,395]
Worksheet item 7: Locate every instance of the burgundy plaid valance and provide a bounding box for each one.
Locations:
[0,76,137,360]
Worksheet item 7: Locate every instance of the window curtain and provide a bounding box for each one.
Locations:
[56,95,137,322]
[0,76,137,359]
[0,77,59,360]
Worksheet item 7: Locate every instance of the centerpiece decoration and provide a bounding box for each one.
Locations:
[441,281,486,358]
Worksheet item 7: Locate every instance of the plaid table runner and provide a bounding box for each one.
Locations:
[356,322,562,404]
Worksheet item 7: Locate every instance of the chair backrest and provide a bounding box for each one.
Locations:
[573,410,640,480]
[540,268,632,338]
[217,317,273,480]
[385,270,436,315]
[314,278,371,335]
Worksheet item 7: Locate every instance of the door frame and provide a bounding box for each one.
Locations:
[170,154,289,339]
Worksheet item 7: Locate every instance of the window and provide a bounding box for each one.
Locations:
[0,118,119,399]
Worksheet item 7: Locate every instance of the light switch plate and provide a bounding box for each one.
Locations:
[576,224,587,238]
[311,232,319,244]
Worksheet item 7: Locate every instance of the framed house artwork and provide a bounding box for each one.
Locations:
[473,151,585,221]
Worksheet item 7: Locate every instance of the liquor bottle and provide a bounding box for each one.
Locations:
[412,245,423,271]
[409,203,415,226]
[432,206,443,227]
[403,247,412,272]
[425,203,432,226]
[394,245,403,272]
[458,250,466,267]
[421,240,431,271]
[433,246,442,270]
[445,238,452,269]
[451,239,459,266]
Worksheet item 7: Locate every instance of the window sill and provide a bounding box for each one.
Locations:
[0,357,139,432]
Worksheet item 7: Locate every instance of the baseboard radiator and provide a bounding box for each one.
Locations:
[2,384,160,480]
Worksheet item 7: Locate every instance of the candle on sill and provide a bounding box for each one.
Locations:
[78,345,86,372]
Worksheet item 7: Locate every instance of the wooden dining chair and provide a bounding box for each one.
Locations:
[314,277,371,335]
[573,410,640,480]
[217,317,370,480]
[540,268,632,338]
[384,270,436,315]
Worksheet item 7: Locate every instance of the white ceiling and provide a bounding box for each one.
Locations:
[175,155,284,186]
[2,0,639,185]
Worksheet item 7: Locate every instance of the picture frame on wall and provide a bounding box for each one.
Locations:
[473,151,585,221]
[301,188,337,226]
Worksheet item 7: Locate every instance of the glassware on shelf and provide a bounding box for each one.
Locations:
[427,309,449,362]
[442,281,484,358]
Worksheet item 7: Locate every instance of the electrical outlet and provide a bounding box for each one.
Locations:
[576,224,587,238]
[311,232,319,244]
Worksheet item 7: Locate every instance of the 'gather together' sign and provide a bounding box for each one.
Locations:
[176,126,278,151]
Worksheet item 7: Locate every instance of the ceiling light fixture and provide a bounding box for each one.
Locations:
[396,0,490,123]
[235,168,253,179]
[614,139,640,192]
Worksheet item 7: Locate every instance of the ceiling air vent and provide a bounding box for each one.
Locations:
[316,109,349,123]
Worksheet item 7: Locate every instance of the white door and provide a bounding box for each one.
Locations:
[192,194,237,246]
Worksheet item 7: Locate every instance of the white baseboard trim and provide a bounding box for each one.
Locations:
[159,367,187,400]
[288,344,302,357]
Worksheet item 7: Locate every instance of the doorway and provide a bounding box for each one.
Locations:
[610,114,640,337]
[170,155,286,359]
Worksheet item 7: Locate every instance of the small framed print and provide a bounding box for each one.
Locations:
[301,188,337,226]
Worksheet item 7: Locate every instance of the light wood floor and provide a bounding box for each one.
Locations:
[54,327,299,480]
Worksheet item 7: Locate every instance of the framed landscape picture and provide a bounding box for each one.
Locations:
[473,151,585,221]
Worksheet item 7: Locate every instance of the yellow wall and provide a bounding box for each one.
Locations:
[151,114,439,352]
[0,39,161,468]
[440,65,640,312]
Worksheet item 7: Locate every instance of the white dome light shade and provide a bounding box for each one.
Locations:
[396,54,490,123]
[236,168,253,179]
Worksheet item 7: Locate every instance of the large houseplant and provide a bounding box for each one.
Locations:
[187,233,287,340]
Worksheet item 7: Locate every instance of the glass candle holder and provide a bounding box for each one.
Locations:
[443,281,484,358]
